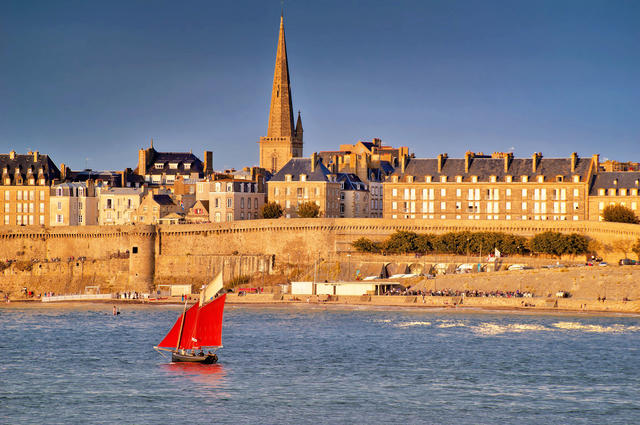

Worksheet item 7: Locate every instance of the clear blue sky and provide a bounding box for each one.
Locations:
[1,0,638,171]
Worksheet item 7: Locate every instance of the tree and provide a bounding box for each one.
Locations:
[260,202,283,219]
[602,204,640,224]
[632,239,640,260]
[612,239,635,259]
[352,237,381,253]
[297,201,320,218]
[383,231,419,253]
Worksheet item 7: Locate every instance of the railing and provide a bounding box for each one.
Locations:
[42,294,113,302]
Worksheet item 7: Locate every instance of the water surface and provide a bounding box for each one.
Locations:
[1,304,639,424]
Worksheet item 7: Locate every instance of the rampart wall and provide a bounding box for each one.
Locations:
[1,219,639,296]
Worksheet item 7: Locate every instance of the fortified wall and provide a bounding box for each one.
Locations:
[1,219,639,295]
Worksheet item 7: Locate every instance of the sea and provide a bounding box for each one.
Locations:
[1,304,639,425]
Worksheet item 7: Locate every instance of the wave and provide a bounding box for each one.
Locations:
[437,321,466,328]
[552,322,640,333]
[394,321,432,328]
[472,323,551,336]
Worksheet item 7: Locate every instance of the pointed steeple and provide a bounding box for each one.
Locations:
[295,110,303,141]
[267,14,295,138]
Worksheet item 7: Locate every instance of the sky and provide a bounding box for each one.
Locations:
[1,0,639,171]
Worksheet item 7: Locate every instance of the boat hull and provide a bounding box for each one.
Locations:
[171,352,218,364]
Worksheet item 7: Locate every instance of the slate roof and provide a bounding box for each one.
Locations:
[270,158,334,182]
[152,194,175,206]
[0,153,60,183]
[590,172,640,195]
[337,173,368,191]
[143,149,204,176]
[392,156,592,181]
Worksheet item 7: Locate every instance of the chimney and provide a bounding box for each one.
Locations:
[204,150,213,175]
[9,150,16,160]
[532,152,541,173]
[311,152,317,173]
[592,154,600,170]
[503,152,512,173]
[464,151,473,173]
[401,155,407,174]
[437,154,443,173]
[138,148,147,176]
[60,163,67,181]
[33,151,39,161]
[570,152,578,173]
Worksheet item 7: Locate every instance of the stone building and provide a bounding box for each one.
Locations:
[384,152,597,221]
[203,179,266,223]
[97,187,145,225]
[50,182,98,226]
[186,200,210,223]
[136,140,212,186]
[588,172,640,221]
[1,150,60,226]
[133,193,182,224]
[267,154,341,218]
[258,15,303,174]
[336,174,369,218]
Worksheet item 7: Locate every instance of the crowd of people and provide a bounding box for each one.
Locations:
[390,288,535,298]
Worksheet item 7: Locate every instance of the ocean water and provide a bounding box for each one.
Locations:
[1,304,639,425]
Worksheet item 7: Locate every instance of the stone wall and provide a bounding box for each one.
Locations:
[1,218,639,296]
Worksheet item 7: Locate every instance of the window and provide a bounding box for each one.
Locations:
[154,163,164,169]
[17,191,22,200]
[4,191,8,201]
[4,203,9,212]
[241,198,244,208]
[227,198,232,208]
[56,214,63,223]
[297,188,304,198]
[29,191,35,200]
[506,188,511,197]
[392,188,397,197]
[79,214,83,223]
[254,199,258,209]
[107,199,112,209]
[226,213,232,222]
[440,189,446,197]
[17,204,22,213]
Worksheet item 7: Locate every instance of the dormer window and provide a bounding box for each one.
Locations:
[506,176,512,183]
[537,176,544,183]
[424,176,431,183]
[391,176,398,183]
[573,175,580,182]
[440,176,447,183]
[56,188,63,196]
[300,174,307,182]
[471,176,478,183]
[184,163,191,170]
[154,163,164,169]
[169,163,179,169]
[521,176,528,183]
[456,176,462,183]
[285,174,292,182]
[556,176,563,182]
[407,176,414,183]
[490,176,496,183]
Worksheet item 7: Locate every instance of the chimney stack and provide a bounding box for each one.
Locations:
[401,155,407,174]
[33,151,39,161]
[9,150,16,160]
[592,154,600,171]
[437,154,443,173]
[204,150,213,175]
[532,152,541,173]
[464,151,473,173]
[570,152,578,173]
[310,152,317,173]
[60,163,67,181]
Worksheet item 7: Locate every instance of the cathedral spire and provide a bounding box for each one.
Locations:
[267,14,295,138]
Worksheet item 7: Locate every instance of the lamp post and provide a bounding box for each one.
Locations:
[347,253,352,281]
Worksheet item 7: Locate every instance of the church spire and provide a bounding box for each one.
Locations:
[267,14,295,138]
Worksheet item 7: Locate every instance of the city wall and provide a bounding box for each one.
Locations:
[1,219,639,296]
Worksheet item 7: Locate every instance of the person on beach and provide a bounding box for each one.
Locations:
[113,305,117,316]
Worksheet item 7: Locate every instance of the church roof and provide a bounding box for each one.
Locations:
[266,15,295,138]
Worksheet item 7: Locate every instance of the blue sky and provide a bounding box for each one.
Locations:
[1,0,638,171]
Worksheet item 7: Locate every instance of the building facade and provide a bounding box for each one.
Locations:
[258,15,303,174]
[50,182,98,226]
[588,172,640,221]
[383,152,597,221]
[133,193,181,224]
[136,140,212,186]
[97,187,145,225]
[267,155,341,218]
[1,151,60,226]
[205,180,266,222]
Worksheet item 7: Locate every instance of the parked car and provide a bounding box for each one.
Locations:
[619,259,638,266]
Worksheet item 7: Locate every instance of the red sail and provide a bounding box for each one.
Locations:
[192,294,226,348]
[157,303,200,349]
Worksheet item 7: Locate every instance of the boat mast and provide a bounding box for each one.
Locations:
[175,299,188,352]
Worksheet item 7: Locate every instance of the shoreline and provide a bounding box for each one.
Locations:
[3,295,639,316]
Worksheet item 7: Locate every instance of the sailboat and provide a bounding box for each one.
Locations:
[154,273,226,364]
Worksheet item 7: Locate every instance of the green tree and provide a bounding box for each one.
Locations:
[415,233,438,253]
[297,201,320,218]
[352,237,381,253]
[260,202,283,219]
[383,231,420,253]
[602,204,640,224]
